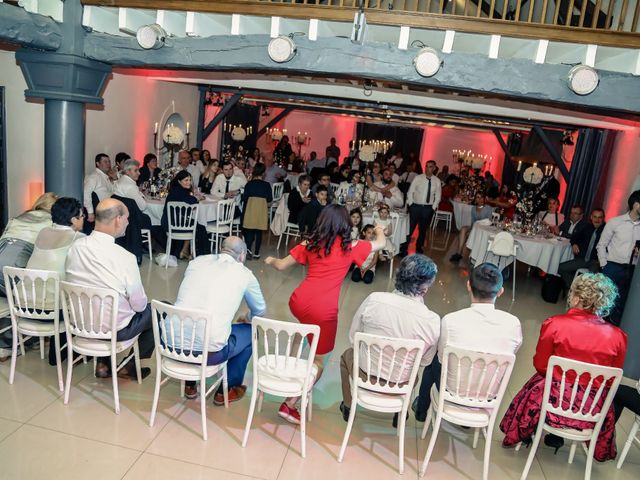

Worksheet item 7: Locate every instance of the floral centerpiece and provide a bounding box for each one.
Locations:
[162,124,185,167]
[458,174,485,203]
[145,166,180,198]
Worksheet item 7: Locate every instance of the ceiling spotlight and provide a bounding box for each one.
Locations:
[268,35,297,63]
[414,47,441,77]
[136,24,167,50]
[567,65,599,95]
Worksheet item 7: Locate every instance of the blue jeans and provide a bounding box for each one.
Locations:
[415,357,442,418]
[186,323,252,392]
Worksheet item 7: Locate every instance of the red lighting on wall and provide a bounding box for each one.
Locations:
[28,180,43,207]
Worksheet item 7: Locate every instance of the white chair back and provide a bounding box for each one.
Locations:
[439,345,515,410]
[541,356,622,426]
[151,300,213,368]
[491,212,501,222]
[60,280,119,339]
[353,332,425,394]
[251,316,319,393]
[215,198,235,226]
[3,266,60,319]
[489,231,515,257]
[330,182,340,196]
[272,182,285,202]
[167,202,199,233]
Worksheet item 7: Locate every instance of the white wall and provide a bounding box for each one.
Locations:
[0,52,199,218]
[0,49,45,218]
[603,127,640,218]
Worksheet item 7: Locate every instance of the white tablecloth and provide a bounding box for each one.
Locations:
[363,212,410,253]
[466,224,574,275]
[451,200,495,230]
[146,197,220,226]
[287,173,301,189]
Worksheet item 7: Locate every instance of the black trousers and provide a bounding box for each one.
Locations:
[405,204,434,254]
[351,268,374,284]
[243,229,263,255]
[614,384,640,422]
[415,357,442,418]
[98,304,155,364]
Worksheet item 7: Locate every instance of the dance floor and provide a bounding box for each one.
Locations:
[0,230,638,479]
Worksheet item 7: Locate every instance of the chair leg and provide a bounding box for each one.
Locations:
[180,380,185,398]
[200,374,208,441]
[420,414,442,477]
[148,361,162,427]
[300,393,307,458]
[398,407,408,474]
[617,420,639,468]
[520,423,544,480]
[111,352,120,414]
[165,238,171,269]
[53,332,64,392]
[420,406,433,439]
[257,391,264,412]
[63,343,74,405]
[277,232,284,250]
[307,388,313,422]
[39,337,45,360]
[9,325,18,385]
[337,398,358,462]
[584,439,597,480]
[473,427,480,448]
[133,341,142,384]
[512,258,516,301]
[191,233,197,259]
[568,441,577,464]
[482,421,495,480]
[242,382,259,448]
[18,332,25,357]
[222,365,229,408]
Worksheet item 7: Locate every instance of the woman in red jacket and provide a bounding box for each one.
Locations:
[500,273,627,461]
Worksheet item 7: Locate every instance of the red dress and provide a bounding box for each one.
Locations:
[289,238,372,355]
[500,309,627,461]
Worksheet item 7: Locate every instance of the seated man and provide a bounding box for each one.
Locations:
[173,237,266,403]
[559,205,587,239]
[298,184,328,234]
[264,162,287,185]
[340,254,441,425]
[372,168,404,208]
[537,197,565,234]
[413,263,522,421]
[113,158,152,229]
[558,208,605,289]
[287,174,311,224]
[65,198,154,380]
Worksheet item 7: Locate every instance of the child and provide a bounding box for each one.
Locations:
[351,224,379,284]
[241,163,273,259]
[374,204,395,257]
[349,208,363,241]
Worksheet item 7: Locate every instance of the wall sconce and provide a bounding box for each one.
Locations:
[136,24,167,49]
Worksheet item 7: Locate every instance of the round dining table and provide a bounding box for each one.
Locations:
[145,197,220,226]
[466,223,574,275]
[451,200,495,230]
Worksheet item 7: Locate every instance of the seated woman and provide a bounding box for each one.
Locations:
[351,224,379,284]
[538,197,565,234]
[614,381,640,439]
[198,158,219,194]
[450,192,493,262]
[438,175,459,213]
[500,273,627,461]
[487,184,518,220]
[25,197,85,365]
[331,164,351,185]
[137,153,161,186]
[160,170,202,260]
[336,171,364,203]
[0,192,57,295]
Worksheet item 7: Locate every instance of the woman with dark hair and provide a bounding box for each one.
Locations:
[265,205,387,424]
[500,273,627,461]
[138,153,161,186]
[241,163,272,259]
[273,135,293,164]
[161,170,199,260]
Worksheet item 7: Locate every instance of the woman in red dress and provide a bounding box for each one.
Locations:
[500,273,627,461]
[265,204,386,424]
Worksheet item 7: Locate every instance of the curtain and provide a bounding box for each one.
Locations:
[356,122,424,165]
[563,128,617,215]
[220,103,259,158]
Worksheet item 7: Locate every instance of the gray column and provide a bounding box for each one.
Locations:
[620,266,640,378]
[44,100,85,200]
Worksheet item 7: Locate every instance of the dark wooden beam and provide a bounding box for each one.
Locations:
[492,128,514,163]
[196,85,207,149]
[201,93,241,142]
[532,125,570,181]
[257,107,294,138]
[0,3,63,51]
[82,33,640,117]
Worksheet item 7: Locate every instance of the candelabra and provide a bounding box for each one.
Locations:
[294,131,311,156]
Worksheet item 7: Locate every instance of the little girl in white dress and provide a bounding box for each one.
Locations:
[374,205,395,257]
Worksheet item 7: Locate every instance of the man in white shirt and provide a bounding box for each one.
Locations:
[83,153,116,223]
[233,157,248,182]
[174,237,266,404]
[596,190,640,325]
[402,160,442,255]
[65,198,153,380]
[113,159,152,229]
[339,254,441,425]
[412,263,522,421]
[212,162,247,216]
[177,149,201,187]
[372,167,404,208]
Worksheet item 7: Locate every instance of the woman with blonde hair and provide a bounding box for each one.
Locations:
[500,273,627,461]
[198,158,220,194]
[0,192,58,294]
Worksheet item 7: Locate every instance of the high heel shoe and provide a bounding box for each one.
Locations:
[543,433,565,454]
[179,251,193,261]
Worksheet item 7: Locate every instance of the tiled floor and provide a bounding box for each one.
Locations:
[0,230,638,479]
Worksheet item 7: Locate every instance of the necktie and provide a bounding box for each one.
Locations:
[426,177,432,205]
[225,179,230,194]
[585,231,596,261]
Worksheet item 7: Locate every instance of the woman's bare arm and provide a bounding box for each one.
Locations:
[264,254,299,271]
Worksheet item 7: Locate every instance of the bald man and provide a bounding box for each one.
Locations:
[66,198,154,380]
[172,236,266,402]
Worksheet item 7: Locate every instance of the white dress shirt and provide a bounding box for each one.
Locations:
[173,254,266,352]
[438,303,522,394]
[349,291,440,384]
[372,181,404,208]
[181,164,201,188]
[596,212,640,267]
[113,174,147,212]
[83,169,113,214]
[65,231,148,331]
[211,174,247,202]
[233,166,248,183]
[538,210,565,227]
[406,174,441,207]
